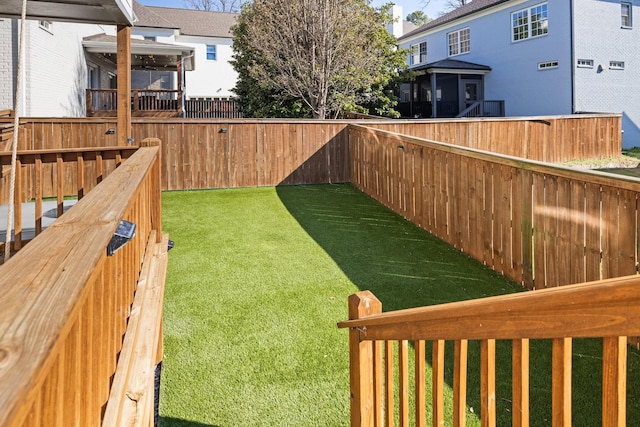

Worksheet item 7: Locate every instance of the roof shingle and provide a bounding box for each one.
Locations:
[133,0,237,38]
[399,0,510,41]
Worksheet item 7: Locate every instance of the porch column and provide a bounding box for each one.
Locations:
[430,72,437,118]
[116,25,132,147]
[177,55,184,117]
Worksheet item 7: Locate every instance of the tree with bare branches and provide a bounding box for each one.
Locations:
[231,0,406,119]
[183,0,243,13]
[444,0,469,12]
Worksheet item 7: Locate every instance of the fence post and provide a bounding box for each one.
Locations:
[347,291,382,427]
[141,138,162,243]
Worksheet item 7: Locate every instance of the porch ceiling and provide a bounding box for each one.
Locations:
[0,0,134,25]
[83,34,195,71]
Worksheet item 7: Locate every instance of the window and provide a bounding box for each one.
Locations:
[144,36,157,42]
[577,59,594,68]
[609,61,625,70]
[409,45,418,65]
[621,2,632,28]
[206,45,217,61]
[512,3,548,42]
[419,42,427,63]
[399,83,410,102]
[448,28,470,56]
[409,41,427,65]
[39,20,53,32]
[538,60,558,70]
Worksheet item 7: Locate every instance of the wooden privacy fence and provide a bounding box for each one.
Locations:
[362,114,622,163]
[129,120,351,190]
[0,114,622,192]
[0,145,167,426]
[338,277,640,426]
[0,147,137,258]
[349,125,639,290]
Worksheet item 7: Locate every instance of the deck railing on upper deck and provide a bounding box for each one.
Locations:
[338,276,640,426]
[0,143,166,426]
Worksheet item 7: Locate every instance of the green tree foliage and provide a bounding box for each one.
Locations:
[231,0,407,119]
[406,10,431,26]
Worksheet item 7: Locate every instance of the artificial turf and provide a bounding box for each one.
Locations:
[159,183,640,426]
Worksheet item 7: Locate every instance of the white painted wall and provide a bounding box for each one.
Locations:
[573,0,640,148]
[0,19,17,112]
[2,19,109,117]
[178,35,237,99]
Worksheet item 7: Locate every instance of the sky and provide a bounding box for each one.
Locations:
[136,0,451,21]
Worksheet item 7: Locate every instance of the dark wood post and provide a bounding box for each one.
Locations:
[347,291,382,427]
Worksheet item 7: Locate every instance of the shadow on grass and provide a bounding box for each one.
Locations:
[275,183,640,426]
[160,417,219,427]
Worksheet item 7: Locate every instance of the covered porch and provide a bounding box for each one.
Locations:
[398,59,504,119]
[83,33,195,118]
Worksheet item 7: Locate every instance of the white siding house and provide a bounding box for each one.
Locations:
[0,19,112,117]
[398,0,640,148]
[128,3,238,100]
[0,1,238,117]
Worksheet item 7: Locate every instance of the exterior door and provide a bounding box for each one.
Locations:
[464,81,480,109]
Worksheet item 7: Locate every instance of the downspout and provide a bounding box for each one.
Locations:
[180,52,195,118]
[569,0,576,114]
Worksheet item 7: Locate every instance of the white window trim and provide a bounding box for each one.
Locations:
[409,41,427,66]
[206,45,217,61]
[447,27,470,57]
[39,20,53,33]
[511,2,548,43]
[621,2,633,28]
[609,61,625,70]
[577,59,594,68]
[538,60,558,70]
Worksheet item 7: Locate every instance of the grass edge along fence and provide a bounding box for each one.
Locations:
[348,124,639,291]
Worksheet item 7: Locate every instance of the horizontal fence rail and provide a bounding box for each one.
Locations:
[0,145,165,426]
[348,124,639,290]
[0,147,137,260]
[338,276,640,426]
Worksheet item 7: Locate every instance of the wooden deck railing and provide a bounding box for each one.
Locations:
[86,89,182,118]
[338,276,640,426]
[0,144,166,426]
[0,147,137,259]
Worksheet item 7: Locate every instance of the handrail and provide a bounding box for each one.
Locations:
[0,146,138,259]
[456,101,481,118]
[456,100,505,118]
[338,275,640,426]
[0,145,163,425]
[337,275,640,340]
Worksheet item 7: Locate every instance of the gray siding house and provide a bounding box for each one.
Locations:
[398,0,640,148]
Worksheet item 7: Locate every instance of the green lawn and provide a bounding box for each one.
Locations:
[159,183,640,426]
